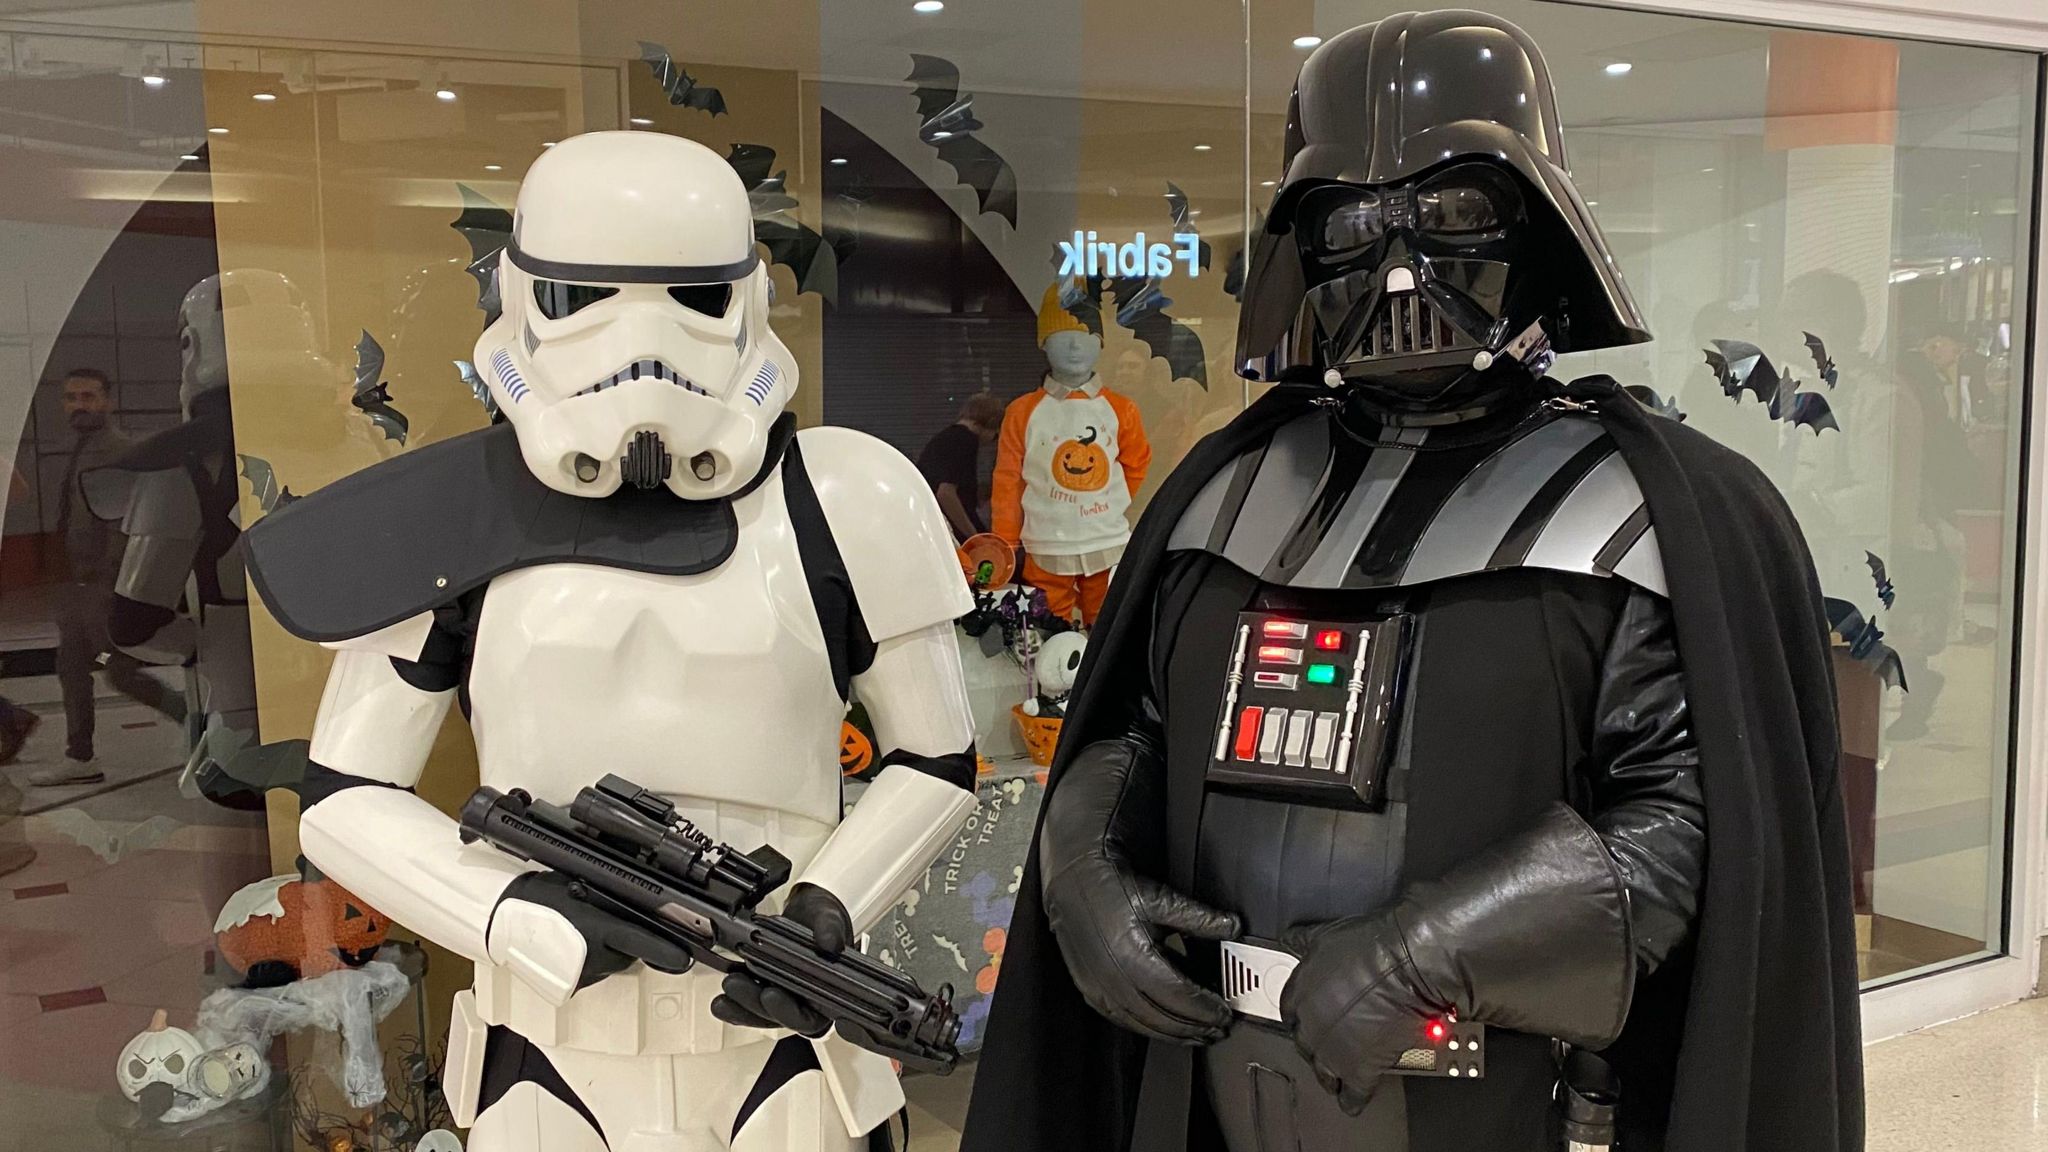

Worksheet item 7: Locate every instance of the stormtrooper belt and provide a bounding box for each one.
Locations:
[1217,938,1486,1079]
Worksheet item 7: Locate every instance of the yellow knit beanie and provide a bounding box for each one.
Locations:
[1037,281,1093,346]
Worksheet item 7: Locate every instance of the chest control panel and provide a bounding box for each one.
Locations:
[1207,610,1411,810]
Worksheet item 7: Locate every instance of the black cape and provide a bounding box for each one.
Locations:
[961,377,1863,1152]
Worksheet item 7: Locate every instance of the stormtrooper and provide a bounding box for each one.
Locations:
[244,132,979,1152]
[966,13,1862,1152]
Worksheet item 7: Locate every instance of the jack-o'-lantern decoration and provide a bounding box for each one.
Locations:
[838,720,875,778]
[215,874,390,986]
[1052,426,1111,492]
[116,1009,205,1103]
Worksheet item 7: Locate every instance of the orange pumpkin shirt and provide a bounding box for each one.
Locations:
[991,376,1151,569]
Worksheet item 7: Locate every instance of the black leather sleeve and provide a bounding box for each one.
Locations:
[1585,587,1708,975]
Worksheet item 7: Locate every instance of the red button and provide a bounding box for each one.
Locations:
[1315,629,1345,650]
[1233,707,1264,761]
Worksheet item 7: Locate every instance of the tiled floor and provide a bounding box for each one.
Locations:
[901,997,2048,1151]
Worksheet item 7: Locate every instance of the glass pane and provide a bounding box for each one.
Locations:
[1266,0,2039,984]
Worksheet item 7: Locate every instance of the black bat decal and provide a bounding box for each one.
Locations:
[1766,380,1839,434]
[906,54,1019,228]
[1804,331,1838,389]
[450,183,513,326]
[456,359,499,421]
[1866,551,1896,610]
[1097,275,1207,388]
[726,143,842,303]
[350,331,409,445]
[1824,597,1908,692]
[1163,182,1211,271]
[1624,383,1685,422]
[638,42,727,116]
[1704,339,1783,405]
[238,454,302,514]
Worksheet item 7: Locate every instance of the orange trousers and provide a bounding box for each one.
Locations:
[1022,555,1112,627]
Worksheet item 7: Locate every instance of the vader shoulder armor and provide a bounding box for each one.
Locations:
[1168,409,1666,597]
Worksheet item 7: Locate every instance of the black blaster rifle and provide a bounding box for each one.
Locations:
[458,774,962,1074]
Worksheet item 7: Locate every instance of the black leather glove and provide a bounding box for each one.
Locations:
[1281,803,1634,1115]
[499,870,695,991]
[709,882,848,1036]
[1040,737,1241,1044]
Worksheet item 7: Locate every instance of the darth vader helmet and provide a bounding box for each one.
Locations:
[1236,11,1650,418]
[476,131,795,499]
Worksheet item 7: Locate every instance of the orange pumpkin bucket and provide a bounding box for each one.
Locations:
[1012,704,1065,767]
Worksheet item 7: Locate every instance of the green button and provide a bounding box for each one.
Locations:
[1306,663,1338,685]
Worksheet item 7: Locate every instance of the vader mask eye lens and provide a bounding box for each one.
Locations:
[532,280,618,320]
[1417,185,1502,234]
[667,283,733,316]
[1317,194,1384,255]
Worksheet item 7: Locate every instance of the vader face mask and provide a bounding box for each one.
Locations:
[1235,10,1650,417]
[477,131,796,500]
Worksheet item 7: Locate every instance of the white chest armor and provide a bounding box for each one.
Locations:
[468,471,844,835]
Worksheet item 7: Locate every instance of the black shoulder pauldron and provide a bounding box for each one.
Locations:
[245,416,794,643]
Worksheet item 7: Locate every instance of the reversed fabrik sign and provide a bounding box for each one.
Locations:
[1056,230,1205,279]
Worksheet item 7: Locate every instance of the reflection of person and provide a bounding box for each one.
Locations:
[35,369,182,787]
[917,392,1004,541]
[991,284,1152,627]
[243,133,979,1151]
[967,13,1860,1152]
[1887,320,1975,738]
[0,465,40,765]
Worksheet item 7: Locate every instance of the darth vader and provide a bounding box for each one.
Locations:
[964,12,1862,1152]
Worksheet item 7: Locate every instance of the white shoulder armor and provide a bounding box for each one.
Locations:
[317,609,437,661]
[797,425,972,643]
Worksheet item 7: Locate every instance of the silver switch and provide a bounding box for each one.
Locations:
[1308,712,1338,770]
[1282,710,1312,767]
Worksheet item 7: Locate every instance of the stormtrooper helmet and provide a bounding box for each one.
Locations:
[178,269,324,417]
[477,131,796,500]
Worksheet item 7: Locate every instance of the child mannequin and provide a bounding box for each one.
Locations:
[991,283,1151,627]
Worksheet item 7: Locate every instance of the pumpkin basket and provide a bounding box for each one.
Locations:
[1012,704,1065,767]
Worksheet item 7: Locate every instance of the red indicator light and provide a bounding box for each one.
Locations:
[1427,1020,1447,1043]
[1315,629,1345,650]
[1261,619,1308,639]
[1257,645,1302,664]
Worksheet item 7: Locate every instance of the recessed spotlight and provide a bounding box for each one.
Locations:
[180,153,199,161]
[1193,143,1213,152]
[1604,62,1633,75]
[630,117,653,126]
[436,88,458,102]
[1414,79,1429,92]
[1479,47,1493,61]
[1293,35,1322,49]
[141,74,166,88]
[484,164,503,171]
[830,157,849,165]
[1701,166,1716,173]
[913,0,944,11]
[207,126,229,135]
[252,92,277,102]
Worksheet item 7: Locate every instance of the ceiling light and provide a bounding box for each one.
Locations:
[1587,200,1600,206]
[252,92,277,102]
[630,117,653,126]
[932,130,953,139]
[207,126,229,134]
[1193,143,1213,151]
[179,153,199,161]
[542,141,556,148]
[913,0,944,11]
[1260,179,1277,187]
[436,88,458,102]
[830,157,849,165]
[141,74,166,88]
[1293,35,1322,49]
[1479,47,1493,60]
[484,164,503,171]
[1701,166,1716,173]
[1604,62,1633,75]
